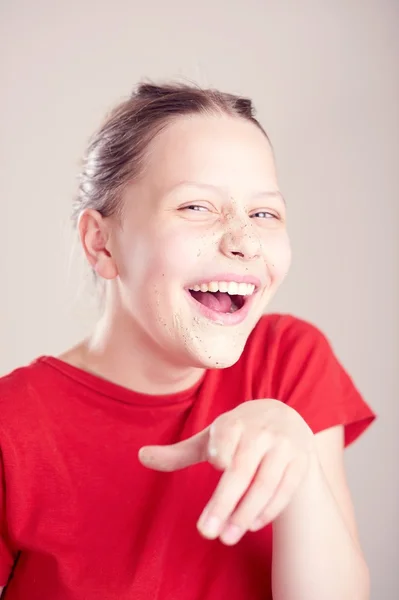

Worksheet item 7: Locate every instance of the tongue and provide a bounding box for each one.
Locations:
[190,291,233,313]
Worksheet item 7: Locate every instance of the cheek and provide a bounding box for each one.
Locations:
[160,232,202,274]
[123,228,203,283]
[264,232,292,282]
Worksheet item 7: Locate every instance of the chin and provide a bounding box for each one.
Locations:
[189,351,244,370]
[184,326,253,370]
[203,354,242,370]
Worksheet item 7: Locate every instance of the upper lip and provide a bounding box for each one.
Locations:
[186,274,263,291]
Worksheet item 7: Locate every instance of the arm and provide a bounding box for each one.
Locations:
[272,425,370,600]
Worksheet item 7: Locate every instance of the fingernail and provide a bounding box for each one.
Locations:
[220,524,243,545]
[199,515,221,538]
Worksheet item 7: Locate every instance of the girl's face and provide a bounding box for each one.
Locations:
[109,114,291,369]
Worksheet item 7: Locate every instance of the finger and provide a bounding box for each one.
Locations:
[138,428,210,472]
[207,416,243,470]
[139,413,241,473]
[249,456,307,531]
[220,443,290,544]
[197,430,273,540]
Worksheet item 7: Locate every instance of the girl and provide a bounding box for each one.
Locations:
[0,82,375,599]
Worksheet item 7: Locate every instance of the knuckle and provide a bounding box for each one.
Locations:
[209,415,224,436]
[255,469,272,488]
[211,415,241,444]
[209,451,231,471]
[277,436,294,458]
[255,429,273,451]
[232,438,263,470]
[228,416,244,434]
[269,430,283,446]
[213,500,230,517]
[230,451,251,474]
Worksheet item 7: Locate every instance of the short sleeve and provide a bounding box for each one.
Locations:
[0,449,16,586]
[270,316,376,447]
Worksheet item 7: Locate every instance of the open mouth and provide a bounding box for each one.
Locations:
[189,290,246,313]
[187,281,256,314]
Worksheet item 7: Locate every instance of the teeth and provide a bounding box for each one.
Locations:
[188,281,256,296]
[228,282,238,295]
[237,282,248,295]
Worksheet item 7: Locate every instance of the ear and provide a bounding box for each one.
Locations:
[78,209,118,280]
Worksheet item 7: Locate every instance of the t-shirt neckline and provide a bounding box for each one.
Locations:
[36,356,207,406]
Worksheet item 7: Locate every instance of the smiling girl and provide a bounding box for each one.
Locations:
[0,82,375,599]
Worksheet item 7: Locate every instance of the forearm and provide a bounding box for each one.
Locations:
[271,455,370,600]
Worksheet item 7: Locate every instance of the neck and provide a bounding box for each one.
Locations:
[62,305,205,396]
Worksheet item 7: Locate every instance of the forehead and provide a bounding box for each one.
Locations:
[143,114,278,197]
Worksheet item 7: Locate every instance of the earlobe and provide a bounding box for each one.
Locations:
[93,256,118,280]
[78,209,119,280]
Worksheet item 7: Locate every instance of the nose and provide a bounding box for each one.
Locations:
[219,219,262,261]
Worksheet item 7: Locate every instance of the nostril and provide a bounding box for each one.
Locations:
[231,251,245,258]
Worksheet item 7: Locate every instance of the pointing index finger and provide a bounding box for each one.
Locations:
[138,427,211,471]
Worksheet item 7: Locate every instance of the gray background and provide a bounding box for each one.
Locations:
[1,0,398,597]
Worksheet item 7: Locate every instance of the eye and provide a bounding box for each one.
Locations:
[184,205,209,212]
[251,211,279,220]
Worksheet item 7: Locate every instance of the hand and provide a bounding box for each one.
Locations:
[138,399,316,545]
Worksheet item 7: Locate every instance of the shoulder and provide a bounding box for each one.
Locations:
[0,358,50,434]
[244,312,331,368]
[236,312,334,403]
[246,311,346,385]
[250,312,329,343]
[0,358,45,399]
[244,313,376,444]
[0,364,30,407]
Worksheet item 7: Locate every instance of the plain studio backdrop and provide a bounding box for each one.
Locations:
[1,0,398,597]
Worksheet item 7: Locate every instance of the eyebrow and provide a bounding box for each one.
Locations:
[167,181,286,204]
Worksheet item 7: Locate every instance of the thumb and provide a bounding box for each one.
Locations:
[138,428,210,472]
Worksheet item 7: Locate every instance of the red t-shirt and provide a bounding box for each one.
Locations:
[0,314,375,599]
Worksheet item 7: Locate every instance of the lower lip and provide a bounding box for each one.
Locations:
[185,290,256,326]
